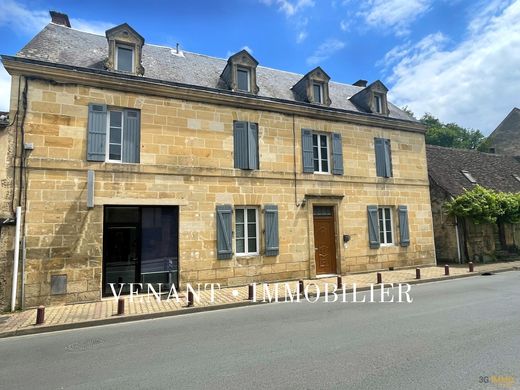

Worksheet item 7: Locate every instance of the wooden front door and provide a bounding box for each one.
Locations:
[313,206,337,275]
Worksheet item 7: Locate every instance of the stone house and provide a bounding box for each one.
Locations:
[0,12,436,308]
[426,145,520,263]
[487,107,520,156]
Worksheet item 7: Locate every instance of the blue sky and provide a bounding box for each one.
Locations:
[1,0,519,134]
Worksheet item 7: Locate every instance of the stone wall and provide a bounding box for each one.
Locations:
[0,78,436,307]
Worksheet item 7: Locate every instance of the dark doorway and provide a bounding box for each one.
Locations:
[313,206,337,275]
[103,206,179,297]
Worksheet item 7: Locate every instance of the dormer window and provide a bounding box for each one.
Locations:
[374,94,383,113]
[292,67,331,106]
[220,50,259,94]
[313,83,323,104]
[237,67,250,92]
[116,45,134,72]
[105,23,145,76]
[349,80,389,116]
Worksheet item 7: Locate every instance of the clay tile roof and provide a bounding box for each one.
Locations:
[426,145,520,196]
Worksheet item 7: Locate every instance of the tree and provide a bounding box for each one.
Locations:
[401,108,487,150]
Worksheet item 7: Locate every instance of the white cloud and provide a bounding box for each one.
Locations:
[306,38,345,66]
[296,31,308,43]
[0,0,113,36]
[0,0,114,111]
[226,46,254,58]
[358,0,433,36]
[260,0,315,17]
[339,19,350,32]
[0,65,11,111]
[383,0,520,134]
[260,0,313,43]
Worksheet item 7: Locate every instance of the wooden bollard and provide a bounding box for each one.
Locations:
[187,290,194,307]
[337,276,343,289]
[376,272,382,284]
[298,280,304,295]
[117,298,125,315]
[35,305,45,325]
[248,284,255,300]
[468,262,474,272]
[415,268,421,280]
[444,264,450,276]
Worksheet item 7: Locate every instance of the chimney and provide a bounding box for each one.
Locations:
[353,79,368,87]
[49,11,71,28]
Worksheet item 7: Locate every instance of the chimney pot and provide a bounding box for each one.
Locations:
[49,11,71,28]
[353,79,368,87]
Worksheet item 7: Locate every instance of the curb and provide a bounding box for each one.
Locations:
[1,267,518,339]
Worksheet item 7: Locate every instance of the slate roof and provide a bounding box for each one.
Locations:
[426,145,520,196]
[14,23,413,122]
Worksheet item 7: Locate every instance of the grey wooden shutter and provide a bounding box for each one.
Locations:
[302,129,314,173]
[264,204,279,256]
[122,109,140,163]
[384,139,393,177]
[234,121,248,169]
[374,138,385,177]
[331,133,344,175]
[248,122,259,170]
[398,205,410,247]
[367,205,380,249]
[216,205,233,259]
[87,103,107,161]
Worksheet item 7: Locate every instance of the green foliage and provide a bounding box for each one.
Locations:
[419,113,487,150]
[446,185,520,224]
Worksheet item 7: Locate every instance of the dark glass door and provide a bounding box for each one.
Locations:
[103,206,179,297]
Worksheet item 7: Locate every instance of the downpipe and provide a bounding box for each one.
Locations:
[11,206,22,311]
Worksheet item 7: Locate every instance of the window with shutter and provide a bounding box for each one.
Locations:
[233,121,259,170]
[87,105,140,163]
[302,130,343,175]
[398,205,410,247]
[374,137,393,177]
[87,103,108,161]
[122,110,140,163]
[367,205,380,249]
[264,204,279,256]
[216,205,233,259]
[331,133,343,175]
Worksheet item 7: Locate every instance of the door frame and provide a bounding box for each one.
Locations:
[305,196,344,279]
[102,205,180,297]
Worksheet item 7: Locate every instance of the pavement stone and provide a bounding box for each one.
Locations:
[1,260,519,338]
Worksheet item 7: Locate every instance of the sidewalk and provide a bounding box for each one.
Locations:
[1,261,519,338]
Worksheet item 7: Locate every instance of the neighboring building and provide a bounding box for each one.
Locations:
[427,145,520,263]
[487,107,520,155]
[0,12,436,308]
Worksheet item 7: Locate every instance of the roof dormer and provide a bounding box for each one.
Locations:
[292,67,331,106]
[220,50,259,94]
[349,80,389,116]
[105,23,145,76]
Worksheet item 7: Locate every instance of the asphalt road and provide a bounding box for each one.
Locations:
[1,272,519,390]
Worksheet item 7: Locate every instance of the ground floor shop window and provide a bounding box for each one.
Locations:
[103,206,179,296]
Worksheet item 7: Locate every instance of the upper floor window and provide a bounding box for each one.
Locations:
[302,129,343,175]
[235,207,259,255]
[312,133,329,173]
[233,121,259,170]
[87,103,140,164]
[116,45,134,72]
[374,138,393,178]
[313,83,323,104]
[378,207,393,245]
[236,67,250,92]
